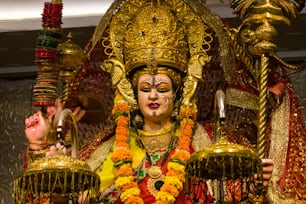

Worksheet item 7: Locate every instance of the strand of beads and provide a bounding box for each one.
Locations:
[34,1,63,107]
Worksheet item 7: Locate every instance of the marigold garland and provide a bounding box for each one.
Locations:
[115,141,129,148]
[156,107,195,203]
[117,116,129,127]
[111,95,143,203]
[115,127,128,140]
[177,118,194,151]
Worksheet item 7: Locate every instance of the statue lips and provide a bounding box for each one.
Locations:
[148,103,160,109]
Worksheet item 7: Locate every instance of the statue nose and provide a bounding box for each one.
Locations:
[148,89,158,100]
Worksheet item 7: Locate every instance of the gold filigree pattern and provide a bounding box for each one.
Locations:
[138,131,173,153]
[225,88,259,110]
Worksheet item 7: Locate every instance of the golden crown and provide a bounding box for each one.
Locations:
[109,0,211,74]
[106,0,211,108]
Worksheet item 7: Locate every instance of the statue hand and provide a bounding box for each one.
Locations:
[25,98,86,154]
[261,158,274,187]
[25,111,51,147]
[46,143,67,157]
[25,99,76,145]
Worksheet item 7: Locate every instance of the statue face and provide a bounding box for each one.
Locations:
[137,73,174,124]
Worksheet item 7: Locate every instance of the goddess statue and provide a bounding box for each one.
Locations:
[22,0,305,203]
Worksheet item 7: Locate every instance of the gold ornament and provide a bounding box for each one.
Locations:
[57,32,87,106]
[148,166,163,179]
[106,0,212,109]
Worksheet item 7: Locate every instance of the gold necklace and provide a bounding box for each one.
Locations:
[137,131,178,197]
[138,130,173,153]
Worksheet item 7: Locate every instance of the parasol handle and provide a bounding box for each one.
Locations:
[56,108,79,158]
[214,90,226,142]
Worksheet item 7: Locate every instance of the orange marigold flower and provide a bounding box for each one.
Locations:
[117,165,133,177]
[178,134,191,145]
[122,181,138,192]
[125,196,144,204]
[160,183,180,197]
[177,119,193,151]
[112,103,129,114]
[111,148,132,162]
[178,142,190,151]
[115,128,128,140]
[117,115,129,124]
[116,141,129,148]
[172,150,190,162]
[177,136,191,151]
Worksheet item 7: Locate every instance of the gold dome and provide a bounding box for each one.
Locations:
[186,137,261,180]
[14,154,100,199]
[57,32,87,73]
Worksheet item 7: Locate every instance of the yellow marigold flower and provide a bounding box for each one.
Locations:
[115,176,134,189]
[120,187,140,202]
[164,176,183,191]
[167,162,185,173]
[156,191,176,203]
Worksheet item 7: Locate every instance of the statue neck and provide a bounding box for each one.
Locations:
[137,123,175,153]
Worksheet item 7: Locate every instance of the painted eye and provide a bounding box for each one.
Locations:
[157,87,169,93]
[140,87,151,92]
[156,83,170,93]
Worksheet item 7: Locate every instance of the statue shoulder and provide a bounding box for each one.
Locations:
[192,122,213,152]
